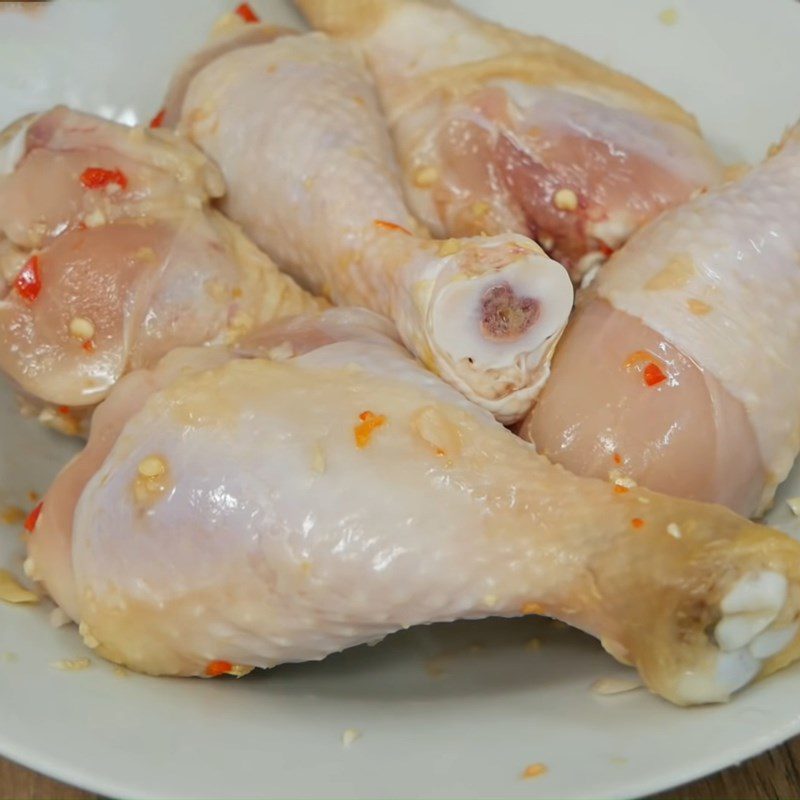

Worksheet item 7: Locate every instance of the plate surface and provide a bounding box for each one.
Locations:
[1,1,800,798]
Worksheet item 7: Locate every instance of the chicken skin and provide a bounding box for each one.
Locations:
[173,31,573,423]
[297,0,723,279]
[523,123,800,517]
[26,308,800,706]
[0,107,322,431]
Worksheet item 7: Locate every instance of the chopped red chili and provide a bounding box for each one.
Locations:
[234,2,259,23]
[82,340,95,354]
[643,362,667,387]
[13,255,42,302]
[24,502,43,533]
[631,518,645,529]
[374,219,412,236]
[599,243,615,258]
[149,108,166,129]
[80,167,128,191]
[205,659,233,677]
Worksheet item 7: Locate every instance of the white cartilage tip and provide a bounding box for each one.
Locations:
[748,622,799,660]
[715,611,778,652]
[675,571,795,704]
[715,648,762,695]
[720,571,787,615]
[675,648,761,705]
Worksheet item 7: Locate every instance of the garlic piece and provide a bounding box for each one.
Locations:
[410,405,461,459]
[0,569,38,604]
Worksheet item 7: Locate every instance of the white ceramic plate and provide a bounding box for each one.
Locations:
[1,1,800,798]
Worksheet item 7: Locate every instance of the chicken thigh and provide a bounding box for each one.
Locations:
[297,0,724,279]
[174,31,573,423]
[0,107,322,429]
[26,307,800,706]
[522,123,800,517]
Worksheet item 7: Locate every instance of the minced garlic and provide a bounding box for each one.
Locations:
[686,298,712,315]
[49,608,71,628]
[666,522,682,539]
[51,658,91,671]
[437,239,461,257]
[0,569,38,604]
[69,316,95,342]
[0,506,25,526]
[138,455,166,478]
[413,166,438,187]
[591,676,642,695]
[311,442,326,475]
[79,621,100,649]
[342,728,362,747]
[133,455,171,508]
[522,763,547,779]
[410,405,461,459]
[83,208,107,228]
[553,188,578,211]
[658,7,678,25]
[521,601,544,615]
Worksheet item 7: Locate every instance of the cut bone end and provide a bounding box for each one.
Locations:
[673,570,799,704]
[429,246,573,419]
[480,282,541,343]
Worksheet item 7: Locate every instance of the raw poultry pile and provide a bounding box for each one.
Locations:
[2,0,800,707]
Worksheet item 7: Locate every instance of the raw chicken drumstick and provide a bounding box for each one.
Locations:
[297,0,723,279]
[26,307,800,706]
[173,31,573,423]
[522,123,800,518]
[0,106,322,432]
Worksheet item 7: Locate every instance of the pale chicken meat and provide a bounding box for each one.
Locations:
[26,307,800,706]
[522,124,800,517]
[297,0,724,279]
[173,31,573,423]
[0,106,322,428]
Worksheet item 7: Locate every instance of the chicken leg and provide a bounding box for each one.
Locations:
[0,106,322,430]
[26,307,800,706]
[173,31,573,423]
[522,123,800,517]
[297,0,724,279]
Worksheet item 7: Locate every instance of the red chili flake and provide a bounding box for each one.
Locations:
[234,2,259,22]
[599,243,615,258]
[24,502,43,533]
[82,340,95,354]
[57,405,70,415]
[612,452,622,465]
[149,108,166,129]
[643,362,667,387]
[13,255,42,302]
[631,518,645,529]
[613,485,629,494]
[374,219,412,236]
[80,167,128,191]
[354,410,387,448]
[205,659,233,677]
